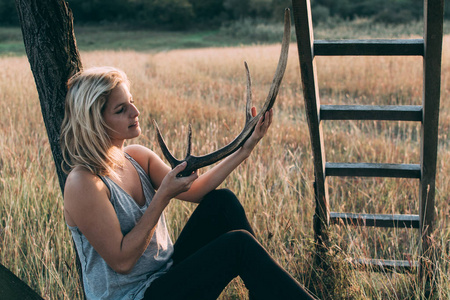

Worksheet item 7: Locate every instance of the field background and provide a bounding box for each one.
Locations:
[0,19,449,299]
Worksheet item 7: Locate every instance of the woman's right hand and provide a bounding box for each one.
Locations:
[157,161,198,202]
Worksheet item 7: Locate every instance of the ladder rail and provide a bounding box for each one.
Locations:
[419,0,444,276]
[292,0,330,238]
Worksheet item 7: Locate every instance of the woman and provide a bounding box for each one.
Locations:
[61,66,314,300]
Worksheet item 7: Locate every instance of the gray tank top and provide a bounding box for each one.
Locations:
[68,154,173,300]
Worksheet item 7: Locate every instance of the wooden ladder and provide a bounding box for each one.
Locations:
[292,0,444,274]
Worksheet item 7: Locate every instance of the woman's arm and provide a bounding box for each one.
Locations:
[64,163,196,274]
[178,108,273,202]
[128,108,272,203]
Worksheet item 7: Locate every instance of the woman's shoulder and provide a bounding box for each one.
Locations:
[64,167,110,227]
[124,144,156,173]
[124,144,153,156]
[66,165,98,181]
[65,166,107,198]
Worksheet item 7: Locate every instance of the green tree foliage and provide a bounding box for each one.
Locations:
[131,0,195,28]
[0,0,18,25]
[224,0,290,20]
[66,0,194,28]
[68,0,130,22]
[312,0,424,23]
[189,0,226,22]
[1,0,448,28]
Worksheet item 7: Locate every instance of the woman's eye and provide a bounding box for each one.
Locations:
[116,107,124,114]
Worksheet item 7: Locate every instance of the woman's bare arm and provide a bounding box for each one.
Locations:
[64,163,196,274]
[179,109,273,202]
[128,108,272,203]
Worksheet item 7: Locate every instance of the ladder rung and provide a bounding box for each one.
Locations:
[325,163,421,178]
[330,212,420,228]
[351,258,418,272]
[320,105,422,121]
[314,39,424,56]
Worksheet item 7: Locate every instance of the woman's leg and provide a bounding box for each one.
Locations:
[144,230,314,300]
[172,188,255,265]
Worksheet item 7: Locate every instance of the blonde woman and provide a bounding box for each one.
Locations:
[61,66,314,300]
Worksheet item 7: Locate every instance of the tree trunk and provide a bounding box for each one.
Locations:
[1,0,83,298]
[0,264,42,299]
[15,0,82,192]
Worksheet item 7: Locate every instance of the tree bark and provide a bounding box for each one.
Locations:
[15,0,82,192]
[0,264,43,299]
[1,0,83,298]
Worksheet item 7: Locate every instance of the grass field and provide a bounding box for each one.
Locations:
[1,18,449,56]
[0,22,449,299]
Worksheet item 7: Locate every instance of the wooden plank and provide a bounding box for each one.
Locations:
[419,0,444,278]
[292,0,330,237]
[320,105,422,121]
[330,212,420,228]
[325,162,421,178]
[351,258,418,272]
[314,39,424,56]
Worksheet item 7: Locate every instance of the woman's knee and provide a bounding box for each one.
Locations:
[224,229,256,245]
[199,189,242,214]
[192,189,241,220]
[198,189,254,235]
[204,188,236,201]
[223,230,261,257]
[205,188,243,210]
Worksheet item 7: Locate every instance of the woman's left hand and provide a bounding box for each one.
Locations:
[176,107,273,201]
[241,107,273,154]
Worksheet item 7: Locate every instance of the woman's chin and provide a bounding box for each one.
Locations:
[133,127,142,138]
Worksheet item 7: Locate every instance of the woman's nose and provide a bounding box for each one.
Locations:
[131,104,140,117]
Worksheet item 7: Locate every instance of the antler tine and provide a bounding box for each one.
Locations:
[244,61,253,123]
[257,8,290,116]
[154,9,291,177]
[186,124,192,157]
[153,120,182,169]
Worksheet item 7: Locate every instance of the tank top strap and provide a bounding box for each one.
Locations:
[124,152,154,190]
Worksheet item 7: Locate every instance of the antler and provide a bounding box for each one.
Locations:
[154,9,291,177]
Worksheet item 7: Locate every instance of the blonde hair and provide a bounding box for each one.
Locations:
[60,66,130,177]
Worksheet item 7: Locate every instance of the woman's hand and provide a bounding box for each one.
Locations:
[157,161,198,203]
[168,108,272,202]
[241,107,273,154]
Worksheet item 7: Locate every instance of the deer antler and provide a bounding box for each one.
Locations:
[153,9,291,177]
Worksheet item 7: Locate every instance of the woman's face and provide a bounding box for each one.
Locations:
[102,82,141,147]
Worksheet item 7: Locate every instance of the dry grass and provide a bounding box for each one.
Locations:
[0,37,449,299]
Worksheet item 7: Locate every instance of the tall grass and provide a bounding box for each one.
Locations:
[0,37,449,299]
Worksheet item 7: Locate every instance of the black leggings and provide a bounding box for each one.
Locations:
[143,189,314,300]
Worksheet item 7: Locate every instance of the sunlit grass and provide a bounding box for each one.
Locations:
[0,36,449,299]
